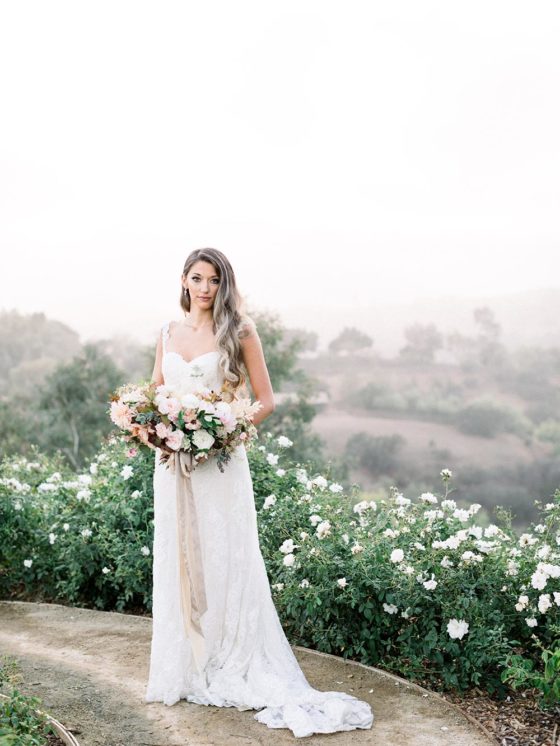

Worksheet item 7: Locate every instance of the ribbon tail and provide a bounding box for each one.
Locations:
[175,450,209,674]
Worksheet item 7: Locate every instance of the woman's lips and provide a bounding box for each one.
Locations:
[199,296,210,300]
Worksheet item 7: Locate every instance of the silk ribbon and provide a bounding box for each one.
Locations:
[168,449,208,673]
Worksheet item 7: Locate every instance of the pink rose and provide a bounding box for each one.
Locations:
[166,430,185,451]
[126,447,138,458]
[155,422,172,439]
[110,401,133,429]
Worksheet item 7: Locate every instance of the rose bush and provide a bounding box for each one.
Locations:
[1,434,558,697]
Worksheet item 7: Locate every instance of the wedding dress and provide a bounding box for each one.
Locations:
[144,320,374,738]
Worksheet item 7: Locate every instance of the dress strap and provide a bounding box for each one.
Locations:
[161,321,171,354]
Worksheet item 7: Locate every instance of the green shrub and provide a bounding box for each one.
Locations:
[1,436,559,698]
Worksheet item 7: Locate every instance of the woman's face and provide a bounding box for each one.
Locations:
[182,260,220,310]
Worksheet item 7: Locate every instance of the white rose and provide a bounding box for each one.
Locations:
[192,429,215,450]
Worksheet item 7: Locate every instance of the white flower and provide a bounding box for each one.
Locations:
[78,474,92,485]
[316,520,331,540]
[77,489,91,502]
[38,482,57,493]
[81,528,92,538]
[102,567,111,574]
[13,500,22,511]
[440,556,454,568]
[541,563,560,578]
[299,578,310,588]
[402,565,415,575]
[299,531,309,540]
[534,524,546,534]
[48,532,57,545]
[401,608,411,619]
[469,503,481,515]
[538,594,552,614]
[341,533,350,544]
[506,559,519,576]
[526,617,538,628]
[395,494,411,507]
[276,468,286,477]
[515,595,529,612]
[141,546,150,556]
[390,548,404,563]
[63,523,70,531]
[336,577,348,588]
[423,575,438,591]
[272,582,284,591]
[263,494,277,509]
[23,558,33,568]
[531,570,548,591]
[192,429,215,450]
[453,509,470,523]
[329,482,343,493]
[283,553,295,567]
[383,603,398,614]
[519,533,537,547]
[46,472,62,483]
[414,542,426,551]
[484,525,500,537]
[121,465,134,480]
[131,490,141,499]
[384,528,400,539]
[312,475,328,489]
[447,618,469,639]
[545,503,555,511]
[279,538,297,554]
[469,526,483,540]
[295,468,308,484]
[89,462,98,475]
[441,499,456,510]
[277,435,293,448]
[309,514,322,527]
[266,453,279,466]
[351,543,364,555]
[537,545,551,560]
[553,592,560,606]
[353,500,370,515]
[440,468,453,480]
[419,492,438,504]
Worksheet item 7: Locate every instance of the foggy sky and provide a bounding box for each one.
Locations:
[1,0,559,343]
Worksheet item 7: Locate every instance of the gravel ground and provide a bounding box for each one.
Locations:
[0,600,496,746]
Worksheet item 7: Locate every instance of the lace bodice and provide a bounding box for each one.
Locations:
[161,321,223,393]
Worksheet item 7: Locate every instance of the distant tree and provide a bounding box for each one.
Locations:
[0,309,80,383]
[35,344,125,469]
[344,432,405,477]
[283,328,318,353]
[399,323,443,364]
[328,327,373,355]
[244,310,327,472]
[473,306,508,368]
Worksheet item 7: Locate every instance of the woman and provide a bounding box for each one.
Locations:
[144,247,374,738]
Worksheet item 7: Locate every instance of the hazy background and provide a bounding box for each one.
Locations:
[1,1,559,525]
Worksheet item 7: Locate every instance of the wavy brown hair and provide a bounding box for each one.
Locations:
[180,248,255,393]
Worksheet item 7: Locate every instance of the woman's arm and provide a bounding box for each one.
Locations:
[239,319,275,427]
[151,331,164,386]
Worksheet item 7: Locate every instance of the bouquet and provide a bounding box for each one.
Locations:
[109,379,262,472]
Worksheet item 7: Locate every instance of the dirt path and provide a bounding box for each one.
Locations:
[0,601,495,746]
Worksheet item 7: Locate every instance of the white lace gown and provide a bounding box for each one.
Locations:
[144,321,374,738]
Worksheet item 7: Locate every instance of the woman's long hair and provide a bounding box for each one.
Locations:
[180,248,254,393]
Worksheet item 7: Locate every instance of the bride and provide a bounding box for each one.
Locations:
[144,247,374,738]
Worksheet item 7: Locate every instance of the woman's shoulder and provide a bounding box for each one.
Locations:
[237,314,258,340]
